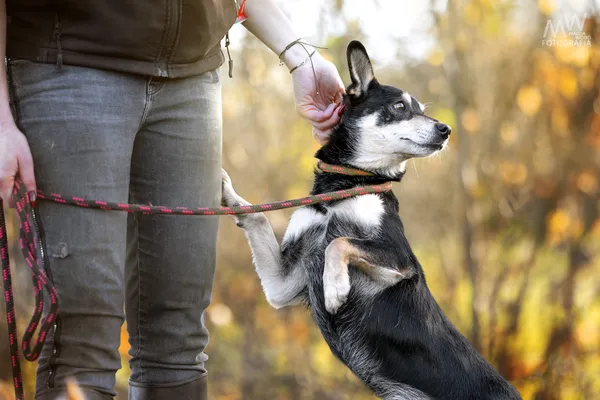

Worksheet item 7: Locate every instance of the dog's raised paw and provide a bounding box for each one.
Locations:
[221,169,241,207]
[324,268,351,315]
[221,169,232,186]
[221,169,255,211]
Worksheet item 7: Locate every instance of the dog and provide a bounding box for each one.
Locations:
[221,41,521,400]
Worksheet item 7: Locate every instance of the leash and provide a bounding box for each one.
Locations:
[1,181,59,400]
[0,161,392,400]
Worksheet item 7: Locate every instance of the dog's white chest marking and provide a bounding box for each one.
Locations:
[328,194,384,229]
[283,194,384,246]
[283,207,326,245]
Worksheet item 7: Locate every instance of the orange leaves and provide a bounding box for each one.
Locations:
[538,0,556,16]
[554,43,590,67]
[500,162,528,185]
[288,312,310,345]
[517,86,543,116]
[575,170,598,194]
[461,108,481,134]
[547,209,571,234]
[119,323,130,359]
[547,209,584,245]
[558,68,578,100]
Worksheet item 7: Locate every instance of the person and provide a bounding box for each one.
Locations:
[0,0,345,398]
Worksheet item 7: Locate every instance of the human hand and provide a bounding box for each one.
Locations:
[0,120,36,206]
[285,50,345,144]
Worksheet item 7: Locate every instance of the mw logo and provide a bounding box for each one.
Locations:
[543,13,586,38]
[542,13,591,47]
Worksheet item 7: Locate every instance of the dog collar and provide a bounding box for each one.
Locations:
[316,161,405,182]
[316,161,376,177]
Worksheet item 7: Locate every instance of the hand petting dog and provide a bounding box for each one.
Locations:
[290,51,346,144]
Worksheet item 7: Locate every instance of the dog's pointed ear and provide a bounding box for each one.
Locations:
[347,40,376,99]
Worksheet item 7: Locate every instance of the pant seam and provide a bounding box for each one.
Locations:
[135,81,153,134]
[135,206,144,383]
[147,77,166,96]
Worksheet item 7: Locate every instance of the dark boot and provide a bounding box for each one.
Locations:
[128,374,207,400]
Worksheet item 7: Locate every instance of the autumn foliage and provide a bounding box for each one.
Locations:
[1,1,599,399]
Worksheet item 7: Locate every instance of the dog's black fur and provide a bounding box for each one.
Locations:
[222,41,521,399]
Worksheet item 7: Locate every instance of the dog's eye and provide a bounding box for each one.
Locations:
[393,101,406,111]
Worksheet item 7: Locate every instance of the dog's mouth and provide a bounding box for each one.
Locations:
[400,138,446,151]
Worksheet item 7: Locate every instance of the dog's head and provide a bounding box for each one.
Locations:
[316,41,451,178]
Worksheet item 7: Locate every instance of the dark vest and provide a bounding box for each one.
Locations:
[6,0,238,77]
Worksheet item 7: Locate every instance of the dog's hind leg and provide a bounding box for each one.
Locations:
[221,170,308,308]
[324,237,415,314]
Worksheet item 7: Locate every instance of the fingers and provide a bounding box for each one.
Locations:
[300,102,338,123]
[0,179,14,207]
[314,107,342,132]
[16,147,36,193]
[308,103,346,144]
[302,103,344,131]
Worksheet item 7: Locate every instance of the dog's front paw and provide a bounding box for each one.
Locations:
[323,265,351,315]
[221,169,246,208]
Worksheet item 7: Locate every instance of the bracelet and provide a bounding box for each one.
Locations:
[279,38,328,96]
[289,50,316,74]
[278,38,304,61]
[278,39,327,67]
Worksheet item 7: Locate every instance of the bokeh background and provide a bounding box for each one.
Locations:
[2,0,600,399]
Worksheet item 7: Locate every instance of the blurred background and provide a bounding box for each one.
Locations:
[1,0,599,399]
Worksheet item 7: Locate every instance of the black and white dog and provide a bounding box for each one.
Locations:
[221,41,521,400]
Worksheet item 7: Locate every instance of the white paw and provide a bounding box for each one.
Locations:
[221,169,247,207]
[324,266,351,315]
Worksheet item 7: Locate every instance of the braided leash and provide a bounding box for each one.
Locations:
[1,181,59,400]
[0,161,392,399]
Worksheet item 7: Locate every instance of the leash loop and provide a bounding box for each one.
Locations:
[0,162,392,400]
[1,180,60,400]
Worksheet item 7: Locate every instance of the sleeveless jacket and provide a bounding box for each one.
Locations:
[6,0,238,77]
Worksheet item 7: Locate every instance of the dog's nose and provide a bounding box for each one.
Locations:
[435,123,451,138]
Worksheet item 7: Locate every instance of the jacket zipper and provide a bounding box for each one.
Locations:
[53,14,63,71]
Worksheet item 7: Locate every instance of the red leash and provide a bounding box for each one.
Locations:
[1,180,59,400]
[0,161,392,399]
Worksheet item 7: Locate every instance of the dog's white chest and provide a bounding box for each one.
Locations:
[327,194,385,229]
[283,207,327,245]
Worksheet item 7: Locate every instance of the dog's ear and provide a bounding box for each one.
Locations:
[347,40,376,99]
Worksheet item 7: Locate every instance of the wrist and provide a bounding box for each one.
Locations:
[0,111,16,127]
[281,42,316,70]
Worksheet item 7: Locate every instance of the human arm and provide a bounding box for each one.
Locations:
[0,0,36,204]
[242,0,345,144]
